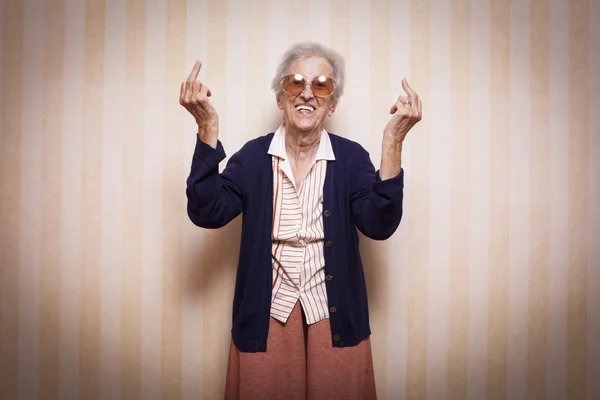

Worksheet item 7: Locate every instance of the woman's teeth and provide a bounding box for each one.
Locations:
[295,105,314,112]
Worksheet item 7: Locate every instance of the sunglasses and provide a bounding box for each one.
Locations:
[281,74,336,98]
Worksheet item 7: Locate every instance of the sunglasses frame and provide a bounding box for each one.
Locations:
[280,73,337,98]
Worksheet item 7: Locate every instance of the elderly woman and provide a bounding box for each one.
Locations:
[180,42,421,399]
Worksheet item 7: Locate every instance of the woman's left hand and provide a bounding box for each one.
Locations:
[383,78,422,142]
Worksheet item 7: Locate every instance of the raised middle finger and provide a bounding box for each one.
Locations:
[401,78,418,103]
[187,61,202,82]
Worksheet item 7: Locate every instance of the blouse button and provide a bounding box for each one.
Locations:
[325,274,333,281]
[333,334,341,341]
[325,241,333,248]
[324,209,331,217]
[329,306,337,313]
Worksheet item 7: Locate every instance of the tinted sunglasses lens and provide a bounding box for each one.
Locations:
[282,74,335,97]
[282,74,306,95]
[311,76,334,96]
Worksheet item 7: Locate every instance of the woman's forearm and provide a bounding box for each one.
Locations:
[379,133,403,180]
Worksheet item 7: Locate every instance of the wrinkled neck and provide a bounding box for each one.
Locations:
[285,126,321,162]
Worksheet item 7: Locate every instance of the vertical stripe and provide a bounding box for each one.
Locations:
[467,0,491,398]
[347,0,370,144]
[267,0,289,83]
[39,0,65,398]
[19,0,44,398]
[547,0,570,398]
[288,0,309,44]
[80,0,106,397]
[121,0,145,398]
[201,2,229,398]
[587,1,600,398]
[507,0,531,398]
[487,0,510,398]
[567,0,588,398]
[160,0,186,398]
[528,0,550,397]
[308,0,330,44]
[99,0,125,399]
[181,219,204,400]
[407,0,430,398]
[181,1,206,398]
[60,0,85,398]
[386,1,411,398]
[368,1,390,398]
[0,0,3,124]
[246,0,268,141]
[225,0,247,151]
[447,0,470,398]
[0,0,23,398]
[427,0,451,397]
[329,0,349,137]
[141,0,166,398]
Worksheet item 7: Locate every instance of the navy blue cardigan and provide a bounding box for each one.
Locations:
[186,132,404,352]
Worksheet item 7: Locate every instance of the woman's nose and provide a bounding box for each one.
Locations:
[300,83,314,100]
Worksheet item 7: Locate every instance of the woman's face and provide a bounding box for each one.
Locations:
[277,56,337,134]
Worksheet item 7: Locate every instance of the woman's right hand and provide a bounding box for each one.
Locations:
[179,61,219,148]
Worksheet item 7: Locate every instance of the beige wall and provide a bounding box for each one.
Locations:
[0,0,598,399]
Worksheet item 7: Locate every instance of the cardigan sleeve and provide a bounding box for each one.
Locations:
[186,136,245,229]
[348,146,404,240]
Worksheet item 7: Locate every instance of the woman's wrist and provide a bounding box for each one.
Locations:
[197,126,218,149]
[380,135,403,180]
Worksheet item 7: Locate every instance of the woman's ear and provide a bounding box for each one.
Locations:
[328,101,337,117]
[276,95,283,110]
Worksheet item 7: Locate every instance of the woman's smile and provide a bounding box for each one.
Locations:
[295,103,316,115]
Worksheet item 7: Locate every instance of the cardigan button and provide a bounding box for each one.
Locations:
[329,306,337,313]
[333,334,341,341]
[325,241,333,248]
[325,274,333,281]
[324,209,331,217]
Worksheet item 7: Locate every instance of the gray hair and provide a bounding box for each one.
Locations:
[271,41,345,104]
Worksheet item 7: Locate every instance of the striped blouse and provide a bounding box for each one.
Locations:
[268,125,335,325]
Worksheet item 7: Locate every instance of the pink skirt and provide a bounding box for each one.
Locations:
[224,301,377,400]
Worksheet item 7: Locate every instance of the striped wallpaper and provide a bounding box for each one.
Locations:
[0,0,598,399]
